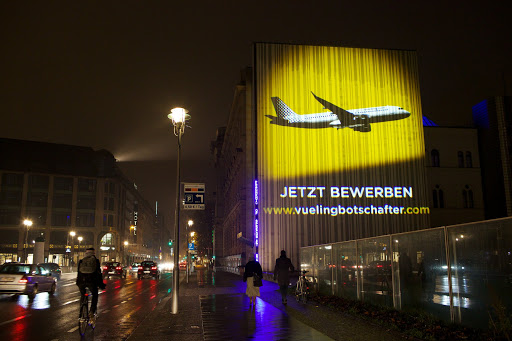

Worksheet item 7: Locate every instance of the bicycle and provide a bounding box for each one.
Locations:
[295,270,309,303]
[78,289,97,336]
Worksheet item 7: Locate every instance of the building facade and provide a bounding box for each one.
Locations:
[473,96,512,219]
[0,138,166,267]
[212,50,493,273]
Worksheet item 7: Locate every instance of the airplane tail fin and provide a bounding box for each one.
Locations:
[271,97,299,122]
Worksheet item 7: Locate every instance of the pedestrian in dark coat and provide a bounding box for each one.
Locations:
[273,250,294,304]
[243,253,263,307]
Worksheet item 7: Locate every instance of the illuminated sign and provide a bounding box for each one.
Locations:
[184,183,205,210]
[254,43,430,268]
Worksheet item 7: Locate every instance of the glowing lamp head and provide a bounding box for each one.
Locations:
[168,107,190,125]
[70,231,76,237]
[124,241,128,246]
[23,219,33,227]
[188,220,194,227]
[78,236,83,242]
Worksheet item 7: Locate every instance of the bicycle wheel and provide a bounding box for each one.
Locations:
[78,300,89,336]
[295,283,302,302]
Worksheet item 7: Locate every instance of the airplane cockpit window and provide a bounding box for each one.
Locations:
[398,107,403,110]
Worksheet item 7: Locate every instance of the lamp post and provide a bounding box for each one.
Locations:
[168,107,190,314]
[187,220,193,283]
[124,240,129,264]
[69,231,76,267]
[23,219,33,263]
[78,236,83,259]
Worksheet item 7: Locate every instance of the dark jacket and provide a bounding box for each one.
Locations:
[76,256,103,288]
[243,260,263,282]
[273,256,294,286]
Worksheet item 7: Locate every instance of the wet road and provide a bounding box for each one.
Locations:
[0,271,174,341]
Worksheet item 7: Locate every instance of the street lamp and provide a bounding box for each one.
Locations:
[187,220,194,283]
[78,236,83,259]
[70,231,76,266]
[168,107,190,314]
[23,219,33,263]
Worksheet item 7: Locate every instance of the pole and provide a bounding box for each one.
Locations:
[171,130,182,314]
[186,226,189,284]
[25,226,29,263]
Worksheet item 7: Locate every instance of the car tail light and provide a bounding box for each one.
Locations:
[103,266,108,270]
[129,266,132,270]
[19,276,28,283]
[377,265,383,268]
[116,266,121,270]
[138,266,143,270]
[151,266,157,270]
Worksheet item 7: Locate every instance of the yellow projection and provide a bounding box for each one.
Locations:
[256,44,425,179]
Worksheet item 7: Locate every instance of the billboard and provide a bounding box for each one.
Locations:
[254,43,430,269]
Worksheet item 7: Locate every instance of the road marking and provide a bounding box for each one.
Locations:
[121,300,127,303]
[62,298,80,305]
[113,304,119,308]
[128,297,133,300]
[68,326,79,333]
[0,314,32,326]
[102,309,110,313]
[62,283,75,287]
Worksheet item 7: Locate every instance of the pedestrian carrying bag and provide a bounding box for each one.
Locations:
[253,274,263,287]
[79,255,97,274]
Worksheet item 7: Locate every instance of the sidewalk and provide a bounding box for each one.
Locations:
[128,268,409,341]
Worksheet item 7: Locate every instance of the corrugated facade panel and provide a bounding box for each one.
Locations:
[254,43,430,271]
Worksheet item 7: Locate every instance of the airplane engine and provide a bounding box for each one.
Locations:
[353,115,371,132]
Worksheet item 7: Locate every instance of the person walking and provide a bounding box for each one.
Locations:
[273,250,294,304]
[76,247,105,323]
[243,253,263,307]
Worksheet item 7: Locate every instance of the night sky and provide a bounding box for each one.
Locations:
[1,2,511,220]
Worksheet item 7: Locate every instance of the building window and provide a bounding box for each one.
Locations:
[463,185,474,208]
[77,195,96,210]
[52,213,71,226]
[101,233,114,245]
[102,214,114,227]
[29,175,49,190]
[76,213,95,227]
[457,151,464,168]
[433,185,444,208]
[466,151,473,168]
[2,173,23,187]
[78,178,96,192]
[53,194,72,209]
[54,177,73,191]
[431,149,440,167]
[103,197,114,211]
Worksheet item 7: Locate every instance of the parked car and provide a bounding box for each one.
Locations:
[179,261,187,270]
[0,263,57,299]
[137,261,160,280]
[38,262,62,281]
[102,262,127,279]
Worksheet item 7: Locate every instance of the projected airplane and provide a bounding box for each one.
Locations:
[267,93,411,132]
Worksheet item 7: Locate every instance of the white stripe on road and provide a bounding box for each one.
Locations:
[121,300,127,303]
[68,326,79,333]
[0,314,32,326]
[113,304,119,308]
[62,298,80,305]
[128,297,132,300]
[62,283,75,287]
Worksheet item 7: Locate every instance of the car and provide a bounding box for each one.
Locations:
[179,261,187,270]
[129,262,141,274]
[0,263,57,299]
[37,262,62,281]
[102,261,127,279]
[137,261,160,280]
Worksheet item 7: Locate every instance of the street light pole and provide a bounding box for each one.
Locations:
[78,236,83,260]
[23,219,32,263]
[69,231,76,267]
[187,220,193,283]
[168,107,190,315]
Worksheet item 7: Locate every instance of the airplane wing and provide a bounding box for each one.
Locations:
[311,92,354,125]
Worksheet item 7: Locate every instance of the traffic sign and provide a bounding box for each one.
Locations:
[184,183,205,210]
[188,242,195,250]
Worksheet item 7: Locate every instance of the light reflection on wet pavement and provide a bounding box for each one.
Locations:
[201,293,333,340]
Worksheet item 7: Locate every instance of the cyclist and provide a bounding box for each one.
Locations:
[273,250,294,304]
[76,247,105,323]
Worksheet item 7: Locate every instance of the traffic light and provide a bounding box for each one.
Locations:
[168,239,173,246]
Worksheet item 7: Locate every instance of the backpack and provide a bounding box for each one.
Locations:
[79,255,97,274]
